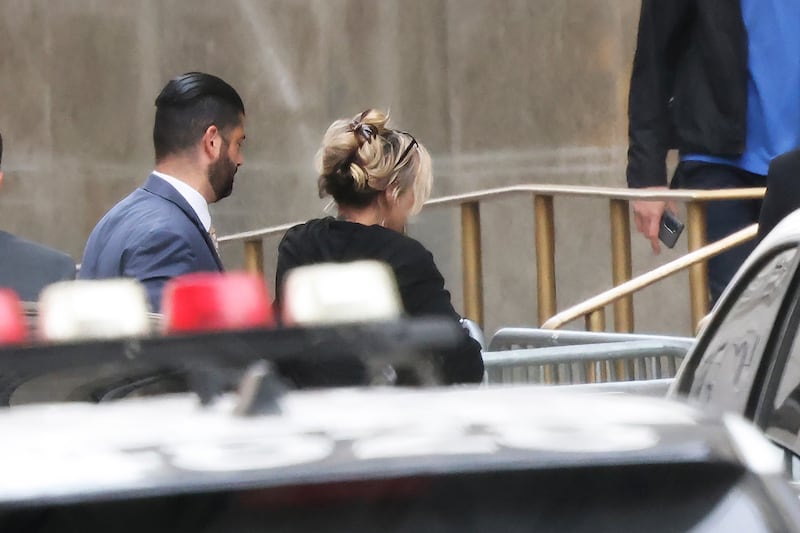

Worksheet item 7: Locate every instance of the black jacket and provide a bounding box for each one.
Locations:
[757,149,800,243]
[0,231,76,301]
[275,218,484,385]
[627,0,748,188]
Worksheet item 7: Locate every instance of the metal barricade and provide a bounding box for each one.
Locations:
[483,335,691,385]
[489,327,695,351]
[559,378,673,398]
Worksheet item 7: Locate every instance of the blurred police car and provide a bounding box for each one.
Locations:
[2,265,800,531]
[0,384,798,532]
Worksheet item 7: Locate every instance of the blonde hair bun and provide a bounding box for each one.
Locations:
[316,108,432,213]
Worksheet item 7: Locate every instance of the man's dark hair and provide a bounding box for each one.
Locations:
[153,72,245,162]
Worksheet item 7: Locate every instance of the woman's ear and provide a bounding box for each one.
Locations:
[379,188,394,208]
[387,186,401,205]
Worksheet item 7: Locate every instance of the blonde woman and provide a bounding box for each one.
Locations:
[275,109,483,384]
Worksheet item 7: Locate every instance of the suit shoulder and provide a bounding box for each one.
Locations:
[93,189,193,234]
[0,232,75,270]
[1,232,69,258]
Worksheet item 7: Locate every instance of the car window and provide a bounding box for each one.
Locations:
[762,282,800,457]
[686,248,800,413]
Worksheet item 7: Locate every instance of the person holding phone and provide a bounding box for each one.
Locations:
[626,0,800,306]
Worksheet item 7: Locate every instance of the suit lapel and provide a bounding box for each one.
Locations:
[142,174,224,270]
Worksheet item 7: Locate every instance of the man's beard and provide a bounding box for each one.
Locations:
[208,140,237,202]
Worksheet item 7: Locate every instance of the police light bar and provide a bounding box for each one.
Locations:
[0,317,465,403]
[161,272,275,334]
[281,260,403,326]
[0,289,27,345]
[38,279,151,342]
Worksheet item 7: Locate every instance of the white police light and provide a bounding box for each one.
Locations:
[38,279,151,341]
[281,260,403,326]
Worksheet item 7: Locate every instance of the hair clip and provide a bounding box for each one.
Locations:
[348,111,377,146]
[350,123,376,146]
[348,110,369,131]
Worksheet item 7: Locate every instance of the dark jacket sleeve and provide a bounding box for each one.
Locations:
[395,242,484,385]
[757,150,800,243]
[273,229,301,308]
[0,236,76,301]
[627,0,692,188]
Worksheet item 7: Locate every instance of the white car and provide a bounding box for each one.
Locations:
[671,210,800,488]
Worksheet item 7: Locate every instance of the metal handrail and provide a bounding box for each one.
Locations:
[561,378,673,397]
[219,184,765,333]
[220,185,764,242]
[541,224,758,331]
[218,222,300,243]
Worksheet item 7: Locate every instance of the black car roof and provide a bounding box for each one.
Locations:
[0,385,758,507]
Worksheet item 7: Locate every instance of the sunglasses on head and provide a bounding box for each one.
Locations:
[393,132,418,171]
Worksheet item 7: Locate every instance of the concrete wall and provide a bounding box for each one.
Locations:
[0,0,695,336]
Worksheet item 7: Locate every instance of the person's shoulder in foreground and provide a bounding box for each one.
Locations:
[0,132,76,301]
[0,230,75,301]
[80,71,246,311]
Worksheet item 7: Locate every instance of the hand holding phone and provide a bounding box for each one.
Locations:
[658,211,685,249]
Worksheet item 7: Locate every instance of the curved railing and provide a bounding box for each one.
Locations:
[540,224,758,331]
[220,185,765,332]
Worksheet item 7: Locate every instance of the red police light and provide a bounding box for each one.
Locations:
[162,272,275,334]
[0,289,27,345]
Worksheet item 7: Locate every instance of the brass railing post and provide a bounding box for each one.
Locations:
[585,308,606,332]
[534,195,557,325]
[461,202,484,327]
[542,225,757,330]
[686,201,709,329]
[585,362,597,384]
[244,239,265,276]
[585,308,607,382]
[609,199,633,332]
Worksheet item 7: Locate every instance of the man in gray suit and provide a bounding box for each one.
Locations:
[79,72,245,311]
[0,133,76,301]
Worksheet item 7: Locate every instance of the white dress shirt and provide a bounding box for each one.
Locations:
[151,171,212,232]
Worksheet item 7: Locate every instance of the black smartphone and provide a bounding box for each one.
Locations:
[659,211,685,249]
